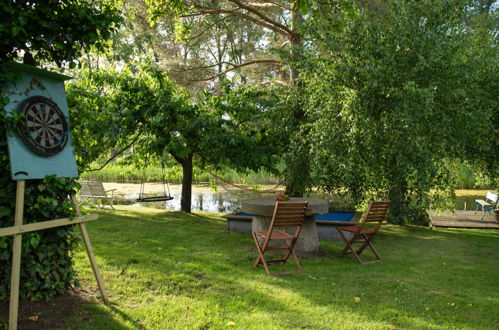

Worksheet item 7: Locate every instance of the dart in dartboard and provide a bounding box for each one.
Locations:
[17,95,69,157]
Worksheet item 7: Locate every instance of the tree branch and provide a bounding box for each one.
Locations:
[178,60,277,72]
[226,0,296,38]
[184,14,232,41]
[87,131,143,172]
[255,80,290,87]
[191,5,292,40]
[187,60,286,82]
[248,1,293,11]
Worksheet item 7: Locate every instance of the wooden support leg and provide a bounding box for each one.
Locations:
[71,195,109,305]
[336,229,353,258]
[9,235,22,330]
[9,181,25,330]
[78,223,109,304]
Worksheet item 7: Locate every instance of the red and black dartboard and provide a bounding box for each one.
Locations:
[17,96,69,157]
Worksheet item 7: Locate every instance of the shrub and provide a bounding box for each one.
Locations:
[0,101,79,301]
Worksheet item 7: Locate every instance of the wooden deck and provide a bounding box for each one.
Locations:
[428,210,499,229]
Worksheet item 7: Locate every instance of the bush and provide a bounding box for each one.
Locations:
[0,105,79,301]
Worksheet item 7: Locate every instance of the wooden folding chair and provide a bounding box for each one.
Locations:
[336,200,390,265]
[252,201,308,276]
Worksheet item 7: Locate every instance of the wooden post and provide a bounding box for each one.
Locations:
[71,195,109,305]
[3,190,106,329]
[9,180,25,330]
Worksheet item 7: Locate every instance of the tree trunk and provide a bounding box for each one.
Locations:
[284,10,309,197]
[388,178,408,225]
[171,152,193,213]
[180,155,193,213]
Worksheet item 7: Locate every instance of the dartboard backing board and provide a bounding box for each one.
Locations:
[3,62,78,180]
[17,96,69,157]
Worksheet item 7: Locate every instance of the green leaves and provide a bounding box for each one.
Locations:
[0,0,123,65]
[303,0,498,223]
[0,123,79,301]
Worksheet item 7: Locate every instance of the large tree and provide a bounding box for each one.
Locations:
[68,65,280,212]
[302,0,498,223]
[132,0,314,196]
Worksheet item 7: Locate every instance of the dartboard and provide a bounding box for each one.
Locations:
[17,96,69,157]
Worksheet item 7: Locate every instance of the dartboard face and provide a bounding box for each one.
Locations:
[17,96,69,157]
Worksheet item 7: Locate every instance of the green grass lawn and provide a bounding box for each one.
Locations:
[68,206,499,329]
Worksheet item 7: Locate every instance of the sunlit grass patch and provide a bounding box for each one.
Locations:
[68,206,499,329]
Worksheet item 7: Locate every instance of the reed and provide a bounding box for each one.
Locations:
[80,163,279,185]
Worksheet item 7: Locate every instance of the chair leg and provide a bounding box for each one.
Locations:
[107,198,116,210]
[252,233,271,275]
[290,249,302,272]
[350,246,364,264]
[252,234,303,276]
[474,203,480,214]
[253,255,262,268]
[95,198,105,209]
[355,234,372,255]
[252,233,263,268]
[336,229,354,258]
[354,235,382,264]
[337,231,382,265]
[366,240,382,262]
[281,239,302,272]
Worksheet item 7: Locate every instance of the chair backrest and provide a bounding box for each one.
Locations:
[269,201,308,233]
[88,182,107,196]
[79,182,92,196]
[358,200,391,232]
[486,192,498,205]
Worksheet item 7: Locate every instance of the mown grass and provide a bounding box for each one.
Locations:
[67,206,499,329]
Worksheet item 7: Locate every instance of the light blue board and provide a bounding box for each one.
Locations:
[3,63,78,180]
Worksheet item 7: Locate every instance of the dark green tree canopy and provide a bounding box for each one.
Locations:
[0,0,122,65]
[67,65,282,212]
[302,0,498,223]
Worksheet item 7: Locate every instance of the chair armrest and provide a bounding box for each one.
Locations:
[105,189,117,197]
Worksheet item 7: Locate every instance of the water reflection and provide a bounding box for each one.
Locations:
[110,183,341,213]
[123,189,273,213]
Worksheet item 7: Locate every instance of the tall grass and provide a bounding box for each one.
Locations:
[80,163,279,185]
[451,161,497,189]
[81,160,496,190]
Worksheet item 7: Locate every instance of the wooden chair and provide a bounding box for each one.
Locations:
[79,181,116,209]
[336,201,390,265]
[252,201,308,276]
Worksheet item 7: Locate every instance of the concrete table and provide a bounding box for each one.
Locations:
[241,197,329,254]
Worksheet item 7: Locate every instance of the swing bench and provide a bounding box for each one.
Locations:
[136,157,174,203]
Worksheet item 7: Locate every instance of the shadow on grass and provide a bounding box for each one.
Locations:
[68,208,499,329]
[0,291,130,330]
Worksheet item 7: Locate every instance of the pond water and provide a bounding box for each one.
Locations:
[106,182,276,213]
[131,190,276,213]
[102,182,342,213]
